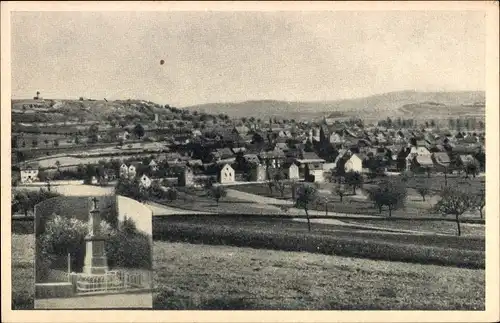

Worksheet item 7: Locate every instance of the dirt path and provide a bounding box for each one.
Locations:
[145,201,214,216]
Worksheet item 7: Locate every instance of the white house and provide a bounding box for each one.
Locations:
[119,164,129,178]
[305,164,324,183]
[119,131,130,141]
[149,159,158,172]
[20,164,39,183]
[218,164,235,184]
[139,174,152,188]
[287,163,300,180]
[344,154,363,173]
[128,164,137,178]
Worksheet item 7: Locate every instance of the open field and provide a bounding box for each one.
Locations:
[231,180,484,219]
[153,188,288,215]
[12,234,35,310]
[153,216,484,268]
[14,184,115,196]
[153,242,485,310]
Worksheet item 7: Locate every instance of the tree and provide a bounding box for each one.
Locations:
[471,189,485,219]
[53,139,59,147]
[416,185,430,201]
[433,187,473,236]
[88,124,99,144]
[209,186,227,207]
[133,123,145,139]
[334,185,346,203]
[165,188,178,203]
[115,178,149,202]
[464,162,478,178]
[367,179,408,217]
[295,184,318,232]
[344,171,363,195]
[12,189,61,217]
[273,172,288,198]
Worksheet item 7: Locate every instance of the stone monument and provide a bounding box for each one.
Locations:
[82,197,108,275]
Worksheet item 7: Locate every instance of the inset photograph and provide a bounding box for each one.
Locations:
[34,195,153,309]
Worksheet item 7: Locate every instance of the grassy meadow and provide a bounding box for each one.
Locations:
[153,242,485,310]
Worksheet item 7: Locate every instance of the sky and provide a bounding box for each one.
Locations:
[11,11,486,107]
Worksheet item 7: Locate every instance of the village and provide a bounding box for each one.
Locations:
[13,108,485,193]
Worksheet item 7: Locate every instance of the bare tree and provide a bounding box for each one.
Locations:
[273,172,288,198]
[433,187,473,236]
[416,186,431,202]
[334,185,346,203]
[296,184,318,232]
[209,185,227,207]
[471,189,485,219]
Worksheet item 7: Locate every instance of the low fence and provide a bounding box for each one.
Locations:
[70,269,151,294]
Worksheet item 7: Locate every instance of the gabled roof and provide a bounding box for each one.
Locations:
[259,150,286,159]
[415,155,434,166]
[459,154,479,165]
[433,152,451,164]
[243,154,260,164]
[233,126,249,135]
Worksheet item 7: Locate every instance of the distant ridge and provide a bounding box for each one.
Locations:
[182,90,485,121]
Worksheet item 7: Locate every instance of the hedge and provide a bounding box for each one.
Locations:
[153,221,484,269]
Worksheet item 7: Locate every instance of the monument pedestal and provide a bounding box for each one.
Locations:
[83,235,108,275]
[82,198,109,275]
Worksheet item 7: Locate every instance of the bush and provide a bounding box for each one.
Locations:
[106,230,152,270]
[153,221,484,269]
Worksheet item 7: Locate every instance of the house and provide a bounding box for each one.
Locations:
[284,163,300,180]
[20,164,39,183]
[432,152,451,172]
[217,164,235,184]
[458,155,480,168]
[191,129,202,137]
[233,126,249,136]
[118,131,130,141]
[243,154,261,166]
[329,132,344,144]
[139,174,152,188]
[259,150,286,168]
[119,164,129,178]
[411,155,435,173]
[250,164,267,181]
[149,159,158,172]
[305,163,324,183]
[212,148,234,162]
[178,167,194,187]
[344,154,364,173]
[128,164,138,178]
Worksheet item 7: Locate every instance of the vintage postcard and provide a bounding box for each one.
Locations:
[2,1,499,322]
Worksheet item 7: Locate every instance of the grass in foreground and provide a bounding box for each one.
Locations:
[12,234,35,310]
[153,242,485,310]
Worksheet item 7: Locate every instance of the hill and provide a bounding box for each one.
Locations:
[182,91,485,122]
[11,99,169,124]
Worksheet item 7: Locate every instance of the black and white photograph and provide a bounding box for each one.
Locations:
[33,195,153,309]
[3,1,499,321]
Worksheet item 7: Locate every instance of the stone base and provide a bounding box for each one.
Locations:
[83,266,108,275]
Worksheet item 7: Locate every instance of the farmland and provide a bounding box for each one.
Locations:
[153,242,484,310]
